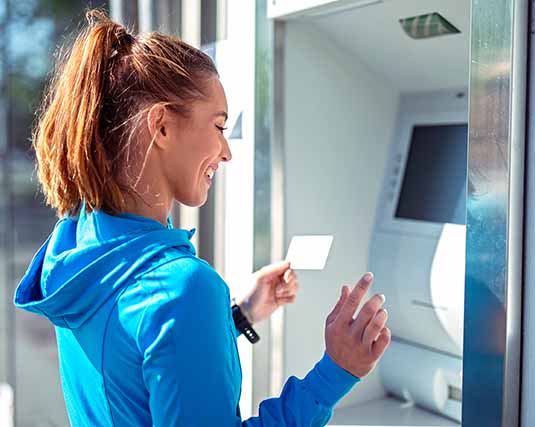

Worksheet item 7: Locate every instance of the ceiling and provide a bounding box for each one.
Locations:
[294,0,471,92]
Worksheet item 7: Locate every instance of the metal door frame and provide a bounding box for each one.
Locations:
[463,0,527,425]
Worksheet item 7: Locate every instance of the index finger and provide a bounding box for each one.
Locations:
[337,273,374,324]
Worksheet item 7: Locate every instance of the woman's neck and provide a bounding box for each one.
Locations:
[122,187,173,226]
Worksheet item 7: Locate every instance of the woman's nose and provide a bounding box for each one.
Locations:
[221,138,232,162]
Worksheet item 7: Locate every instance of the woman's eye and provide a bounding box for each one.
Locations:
[216,125,228,133]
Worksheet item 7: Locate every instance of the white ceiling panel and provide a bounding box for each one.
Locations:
[295,0,470,91]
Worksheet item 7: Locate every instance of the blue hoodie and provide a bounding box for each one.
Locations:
[14,207,359,426]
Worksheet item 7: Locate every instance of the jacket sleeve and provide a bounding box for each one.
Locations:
[243,352,358,427]
[137,258,359,427]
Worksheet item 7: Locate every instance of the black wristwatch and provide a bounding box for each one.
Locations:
[232,303,260,344]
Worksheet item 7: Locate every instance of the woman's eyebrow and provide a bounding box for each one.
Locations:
[213,111,228,121]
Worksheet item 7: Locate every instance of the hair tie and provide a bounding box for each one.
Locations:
[110,29,135,59]
[123,33,135,45]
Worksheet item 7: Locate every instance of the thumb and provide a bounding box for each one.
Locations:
[326,285,350,325]
[260,260,291,279]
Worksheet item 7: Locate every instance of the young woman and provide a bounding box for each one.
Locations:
[14,10,390,426]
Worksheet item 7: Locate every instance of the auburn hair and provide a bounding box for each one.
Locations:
[33,9,218,217]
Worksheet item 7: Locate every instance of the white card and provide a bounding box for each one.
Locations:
[285,235,334,270]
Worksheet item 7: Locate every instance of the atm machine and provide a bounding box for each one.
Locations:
[370,89,467,423]
[268,0,470,425]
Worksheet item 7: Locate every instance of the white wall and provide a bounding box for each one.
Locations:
[282,21,399,408]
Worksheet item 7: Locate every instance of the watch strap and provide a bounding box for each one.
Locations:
[232,304,260,344]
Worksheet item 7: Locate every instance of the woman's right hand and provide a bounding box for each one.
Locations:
[324,273,391,378]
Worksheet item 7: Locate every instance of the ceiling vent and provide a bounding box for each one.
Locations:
[399,12,461,39]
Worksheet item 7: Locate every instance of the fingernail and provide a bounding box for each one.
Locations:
[379,294,386,302]
[363,272,373,283]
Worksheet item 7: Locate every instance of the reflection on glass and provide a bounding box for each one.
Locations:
[462,0,522,425]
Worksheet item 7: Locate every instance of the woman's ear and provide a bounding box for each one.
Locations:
[147,104,168,148]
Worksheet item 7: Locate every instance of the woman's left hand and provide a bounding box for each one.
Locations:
[239,261,299,324]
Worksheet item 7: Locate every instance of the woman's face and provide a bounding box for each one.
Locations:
[158,77,232,207]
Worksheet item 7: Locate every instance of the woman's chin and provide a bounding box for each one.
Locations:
[177,192,209,208]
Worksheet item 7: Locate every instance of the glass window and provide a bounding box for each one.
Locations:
[1,2,108,425]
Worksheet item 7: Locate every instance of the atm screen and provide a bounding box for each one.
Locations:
[395,124,468,225]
